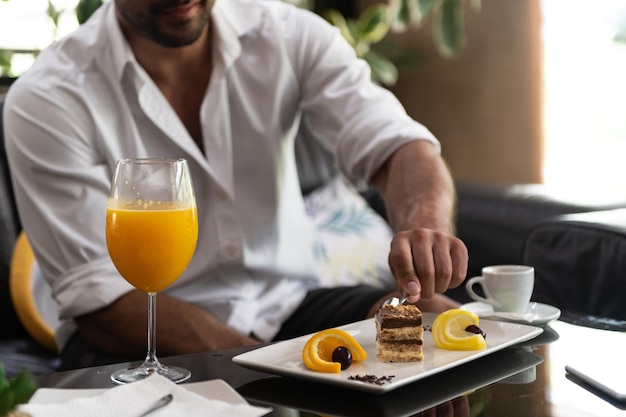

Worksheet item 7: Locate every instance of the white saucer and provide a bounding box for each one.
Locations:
[460,301,561,327]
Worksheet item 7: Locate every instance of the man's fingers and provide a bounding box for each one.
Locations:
[429,232,453,294]
[389,229,468,298]
[405,279,420,294]
[449,236,469,288]
[407,229,437,298]
[388,237,422,298]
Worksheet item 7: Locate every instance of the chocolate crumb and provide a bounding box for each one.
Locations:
[348,374,396,385]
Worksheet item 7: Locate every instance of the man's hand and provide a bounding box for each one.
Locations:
[389,227,467,302]
[372,139,469,302]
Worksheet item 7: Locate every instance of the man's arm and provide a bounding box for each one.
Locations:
[76,291,260,357]
[371,140,468,302]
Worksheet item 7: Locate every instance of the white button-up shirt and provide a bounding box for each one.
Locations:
[4,0,439,350]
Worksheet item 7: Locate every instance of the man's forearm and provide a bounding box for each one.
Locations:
[76,290,259,357]
[372,140,456,234]
[372,139,467,299]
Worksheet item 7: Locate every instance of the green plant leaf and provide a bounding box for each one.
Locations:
[0,390,16,416]
[325,9,356,47]
[9,369,37,407]
[397,0,412,24]
[285,0,313,9]
[419,0,438,17]
[363,49,399,86]
[76,0,103,24]
[356,4,391,44]
[0,365,37,416]
[433,0,465,57]
[390,0,414,31]
[372,39,424,70]
[0,50,11,69]
[0,365,7,390]
[46,1,61,27]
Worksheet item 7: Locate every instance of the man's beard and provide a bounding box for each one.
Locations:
[118,0,212,48]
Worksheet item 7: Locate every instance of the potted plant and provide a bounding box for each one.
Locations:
[289,0,480,85]
[0,363,36,417]
[0,0,478,85]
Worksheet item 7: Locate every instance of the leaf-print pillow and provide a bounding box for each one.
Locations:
[304,176,393,288]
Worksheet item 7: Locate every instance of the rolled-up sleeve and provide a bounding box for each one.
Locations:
[4,84,134,321]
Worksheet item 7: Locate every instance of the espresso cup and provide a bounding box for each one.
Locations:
[465,265,534,313]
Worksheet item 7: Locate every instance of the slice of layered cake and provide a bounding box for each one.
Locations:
[376,303,424,362]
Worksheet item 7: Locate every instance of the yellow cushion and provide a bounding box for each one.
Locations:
[9,232,58,353]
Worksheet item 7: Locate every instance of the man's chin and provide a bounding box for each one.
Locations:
[152,15,209,47]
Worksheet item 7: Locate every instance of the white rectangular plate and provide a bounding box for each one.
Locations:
[233,313,543,393]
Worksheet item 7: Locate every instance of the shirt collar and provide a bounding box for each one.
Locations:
[101,0,264,85]
[101,1,139,84]
[214,0,264,37]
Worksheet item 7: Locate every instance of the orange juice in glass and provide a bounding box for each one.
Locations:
[106,203,198,293]
[106,158,197,384]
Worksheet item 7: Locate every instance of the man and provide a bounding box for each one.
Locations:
[3,0,467,370]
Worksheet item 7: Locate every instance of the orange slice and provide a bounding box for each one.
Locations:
[302,328,367,373]
[432,309,487,351]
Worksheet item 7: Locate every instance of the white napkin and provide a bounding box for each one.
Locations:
[19,374,271,417]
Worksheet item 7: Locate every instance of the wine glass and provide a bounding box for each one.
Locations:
[106,158,198,384]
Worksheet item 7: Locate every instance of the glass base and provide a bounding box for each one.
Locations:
[111,363,191,384]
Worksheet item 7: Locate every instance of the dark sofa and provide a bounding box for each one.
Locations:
[454,182,626,287]
[0,95,61,378]
[4,93,626,378]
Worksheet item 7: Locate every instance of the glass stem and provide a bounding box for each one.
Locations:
[144,292,160,368]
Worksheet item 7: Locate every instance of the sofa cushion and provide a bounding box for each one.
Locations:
[304,176,394,288]
[10,232,60,353]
